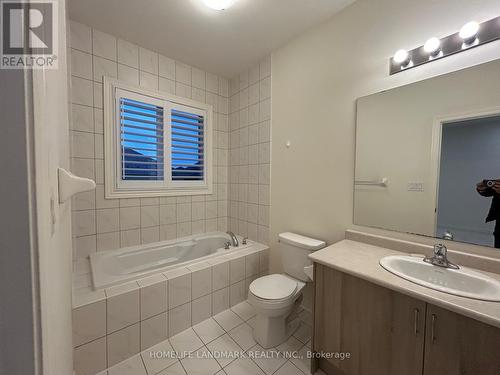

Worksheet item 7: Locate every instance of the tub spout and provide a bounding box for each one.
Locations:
[226,231,239,247]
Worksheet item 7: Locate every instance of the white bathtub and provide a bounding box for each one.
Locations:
[90,232,247,289]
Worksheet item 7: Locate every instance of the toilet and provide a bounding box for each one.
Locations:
[248,232,326,348]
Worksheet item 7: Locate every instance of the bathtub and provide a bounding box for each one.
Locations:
[90,231,247,289]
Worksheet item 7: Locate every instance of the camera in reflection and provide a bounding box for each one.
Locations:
[483,180,498,188]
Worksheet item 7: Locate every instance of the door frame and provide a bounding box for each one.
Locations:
[0,63,43,375]
[430,106,500,236]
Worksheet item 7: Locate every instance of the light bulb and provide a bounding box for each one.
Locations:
[393,49,411,66]
[459,21,480,44]
[424,37,441,56]
[202,0,235,10]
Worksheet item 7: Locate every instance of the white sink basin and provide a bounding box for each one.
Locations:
[380,255,500,302]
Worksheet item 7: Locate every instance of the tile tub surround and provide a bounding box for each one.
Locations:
[73,246,270,374]
[81,301,317,375]
[69,20,231,289]
[228,59,272,245]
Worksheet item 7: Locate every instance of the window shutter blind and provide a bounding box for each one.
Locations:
[171,109,205,181]
[120,98,165,181]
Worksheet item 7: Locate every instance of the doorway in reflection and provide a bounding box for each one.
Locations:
[437,115,500,248]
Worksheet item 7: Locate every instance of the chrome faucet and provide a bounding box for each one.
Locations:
[226,231,239,247]
[423,244,459,270]
[442,230,454,241]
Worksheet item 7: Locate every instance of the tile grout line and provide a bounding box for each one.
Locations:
[138,351,148,375]
[191,317,232,370]
[103,302,284,375]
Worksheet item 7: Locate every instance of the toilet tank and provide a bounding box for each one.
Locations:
[279,232,326,281]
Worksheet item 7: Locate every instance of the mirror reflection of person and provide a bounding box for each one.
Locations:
[476,180,500,248]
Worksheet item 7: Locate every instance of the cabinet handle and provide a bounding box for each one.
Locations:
[414,308,420,335]
[431,314,437,343]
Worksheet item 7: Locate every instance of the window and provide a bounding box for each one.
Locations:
[104,78,213,198]
[119,96,165,182]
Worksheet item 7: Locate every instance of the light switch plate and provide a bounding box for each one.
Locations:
[408,182,424,192]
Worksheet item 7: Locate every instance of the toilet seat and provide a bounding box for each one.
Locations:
[249,274,298,301]
[248,274,306,311]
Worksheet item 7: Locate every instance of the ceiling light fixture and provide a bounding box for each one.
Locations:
[424,37,441,57]
[202,0,235,10]
[459,21,480,45]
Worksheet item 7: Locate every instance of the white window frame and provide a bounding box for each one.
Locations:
[104,77,213,199]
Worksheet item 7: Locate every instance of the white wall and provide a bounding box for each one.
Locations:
[270,0,500,272]
[437,117,500,247]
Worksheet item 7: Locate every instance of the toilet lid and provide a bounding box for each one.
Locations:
[249,274,298,300]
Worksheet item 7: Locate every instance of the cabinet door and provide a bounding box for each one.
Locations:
[313,263,343,374]
[424,304,500,375]
[313,266,426,375]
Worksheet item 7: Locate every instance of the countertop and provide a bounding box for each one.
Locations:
[309,239,500,329]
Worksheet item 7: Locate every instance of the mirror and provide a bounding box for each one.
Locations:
[354,59,500,248]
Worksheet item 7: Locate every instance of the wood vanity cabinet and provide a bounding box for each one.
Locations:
[423,305,500,375]
[313,264,500,375]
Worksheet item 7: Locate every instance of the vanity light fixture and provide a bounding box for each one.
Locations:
[393,49,411,67]
[424,37,441,58]
[459,21,480,46]
[390,15,500,75]
[202,0,235,10]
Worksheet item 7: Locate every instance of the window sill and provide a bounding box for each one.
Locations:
[104,185,213,199]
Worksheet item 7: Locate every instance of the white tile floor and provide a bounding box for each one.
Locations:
[98,301,324,375]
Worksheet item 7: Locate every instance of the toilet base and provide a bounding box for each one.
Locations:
[248,273,308,348]
[253,309,301,348]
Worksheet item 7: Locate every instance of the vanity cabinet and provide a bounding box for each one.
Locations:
[314,265,425,375]
[423,305,500,375]
[313,265,500,375]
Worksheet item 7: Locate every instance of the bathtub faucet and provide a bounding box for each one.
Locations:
[226,231,239,247]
